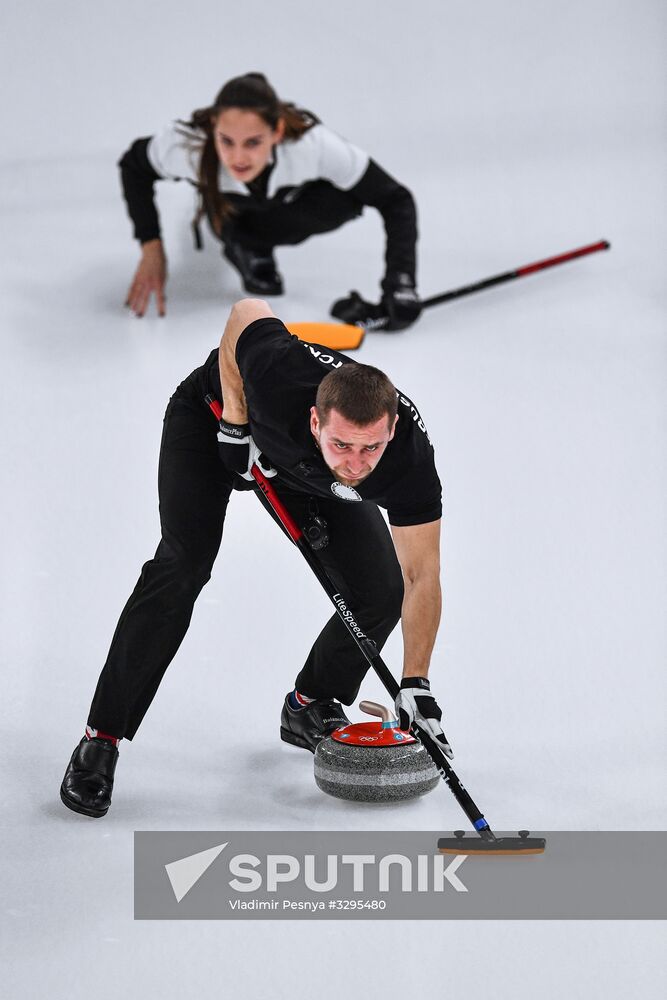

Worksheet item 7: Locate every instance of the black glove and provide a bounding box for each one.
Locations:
[381,272,422,331]
[217,418,276,481]
[330,290,387,330]
[395,677,453,759]
[331,278,421,334]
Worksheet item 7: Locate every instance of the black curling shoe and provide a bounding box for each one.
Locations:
[280,696,351,753]
[60,737,119,818]
[223,242,284,296]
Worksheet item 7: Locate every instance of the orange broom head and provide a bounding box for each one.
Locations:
[287,322,364,352]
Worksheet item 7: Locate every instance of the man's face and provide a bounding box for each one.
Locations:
[310,407,398,487]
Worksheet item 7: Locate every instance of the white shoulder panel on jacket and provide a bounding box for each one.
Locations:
[146,121,204,182]
[268,124,369,195]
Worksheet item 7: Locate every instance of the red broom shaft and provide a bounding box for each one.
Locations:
[516,239,610,276]
[422,238,610,309]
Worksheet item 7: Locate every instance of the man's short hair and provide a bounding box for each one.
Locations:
[316,363,398,428]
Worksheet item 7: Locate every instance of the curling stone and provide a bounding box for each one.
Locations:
[314,701,440,803]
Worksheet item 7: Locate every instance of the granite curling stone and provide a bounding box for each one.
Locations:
[314,701,440,802]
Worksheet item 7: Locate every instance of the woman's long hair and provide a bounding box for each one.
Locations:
[186,72,318,237]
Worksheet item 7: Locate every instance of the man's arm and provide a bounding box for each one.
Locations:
[218,298,275,423]
[390,519,442,678]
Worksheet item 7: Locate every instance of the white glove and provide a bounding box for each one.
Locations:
[395,677,453,759]
[217,418,277,481]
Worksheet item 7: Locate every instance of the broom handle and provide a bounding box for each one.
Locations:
[422,239,610,308]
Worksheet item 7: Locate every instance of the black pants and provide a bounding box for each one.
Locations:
[87,384,403,740]
[220,181,363,254]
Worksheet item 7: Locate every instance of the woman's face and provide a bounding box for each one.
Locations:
[212,108,284,183]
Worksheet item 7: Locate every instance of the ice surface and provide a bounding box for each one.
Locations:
[1,1,665,998]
